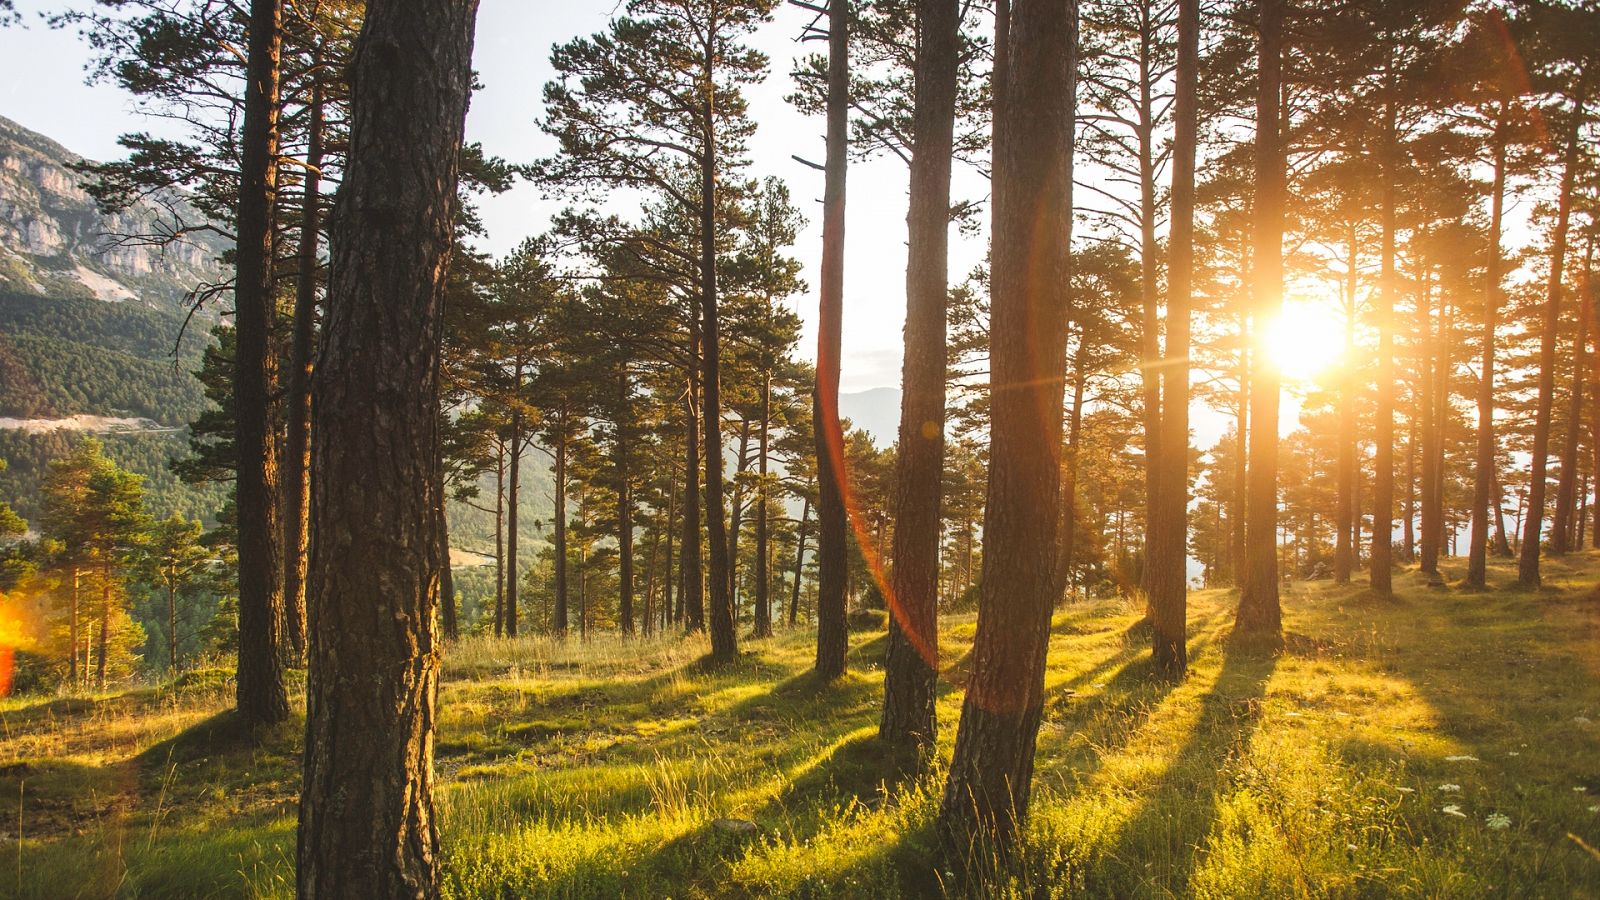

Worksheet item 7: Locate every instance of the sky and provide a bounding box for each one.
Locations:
[0,0,1395,453]
[0,0,986,396]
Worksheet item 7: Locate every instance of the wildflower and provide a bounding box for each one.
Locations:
[1574,716,1593,726]
[1587,805,1599,813]
[1346,843,1358,852]
[1441,805,1467,818]
[1092,683,1106,689]
[1486,813,1511,830]
[1507,752,1520,757]
[1575,787,1588,793]
[1444,755,1479,762]
[1397,787,1416,794]
[1437,784,1461,792]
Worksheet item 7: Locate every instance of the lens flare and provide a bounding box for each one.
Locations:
[1264,301,1344,382]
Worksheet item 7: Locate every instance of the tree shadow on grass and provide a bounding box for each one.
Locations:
[1088,638,1278,895]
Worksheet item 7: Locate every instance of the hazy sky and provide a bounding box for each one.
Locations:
[0,0,995,394]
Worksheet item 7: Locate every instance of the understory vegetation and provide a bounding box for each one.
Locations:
[6,553,1600,898]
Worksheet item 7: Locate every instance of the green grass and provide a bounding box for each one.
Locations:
[5,552,1600,897]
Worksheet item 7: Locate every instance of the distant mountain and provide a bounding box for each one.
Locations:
[839,387,901,446]
[0,114,226,310]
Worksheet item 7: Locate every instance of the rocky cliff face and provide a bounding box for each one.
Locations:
[0,114,227,309]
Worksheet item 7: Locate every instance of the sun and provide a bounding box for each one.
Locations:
[1264,300,1344,382]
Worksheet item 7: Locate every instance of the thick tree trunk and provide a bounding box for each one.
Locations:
[234,0,288,726]
[1468,113,1508,587]
[938,0,1074,858]
[1370,97,1396,597]
[881,0,958,750]
[506,410,522,636]
[282,73,323,665]
[790,495,810,627]
[1237,0,1283,638]
[813,0,851,680]
[700,54,737,661]
[297,2,477,893]
[754,371,773,637]
[1148,0,1198,678]
[1521,89,1588,586]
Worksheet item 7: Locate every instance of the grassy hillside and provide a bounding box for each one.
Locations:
[5,554,1600,897]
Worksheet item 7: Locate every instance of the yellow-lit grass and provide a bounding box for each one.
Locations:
[4,553,1600,897]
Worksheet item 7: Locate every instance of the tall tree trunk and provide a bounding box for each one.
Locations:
[683,351,705,631]
[1334,226,1358,583]
[493,442,504,636]
[506,409,522,636]
[97,563,111,691]
[234,0,288,726]
[1520,86,1588,587]
[1553,243,1591,552]
[754,370,773,637]
[1468,109,1508,587]
[168,580,179,674]
[67,563,78,682]
[1231,326,1249,585]
[813,0,851,680]
[554,410,569,635]
[790,495,810,627]
[1149,0,1198,678]
[1370,94,1396,597]
[1053,343,1088,598]
[617,377,634,635]
[1236,0,1283,638]
[282,71,324,665]
[881,0,958,750]
[437,477,456,641]
[938,0,1074,858]
[1136,2,1162,611]
[1419,260,1442,575]
[664,469,678,631]
[297,1,477,893]
[700,33,736,662]
[728,417,753,616]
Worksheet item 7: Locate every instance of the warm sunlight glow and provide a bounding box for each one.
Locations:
[1264,300,1344,382]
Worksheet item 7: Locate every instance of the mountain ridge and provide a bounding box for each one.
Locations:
[0,113,227,311]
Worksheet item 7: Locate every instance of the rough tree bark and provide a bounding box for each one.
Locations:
[234,0,288,726]
[683,341,705,632]
[1236,0,1283,639]
[283,70,323,664]
[296,0,478,894]
[937,0,1075,860]
[1148,0,1198,678]
[881,0,958,750]
[813,0,851,680]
